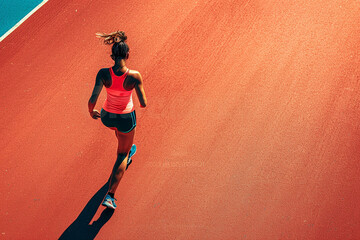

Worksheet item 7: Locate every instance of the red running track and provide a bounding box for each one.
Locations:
[1,0,360,239]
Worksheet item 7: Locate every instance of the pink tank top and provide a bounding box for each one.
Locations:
[103,68,134,114]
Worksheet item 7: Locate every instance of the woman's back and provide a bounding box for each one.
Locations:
[103,67,134,114]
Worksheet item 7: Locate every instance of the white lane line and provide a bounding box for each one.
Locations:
[0,0,49,42]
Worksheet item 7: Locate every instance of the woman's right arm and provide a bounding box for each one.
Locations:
[133,71,147,108]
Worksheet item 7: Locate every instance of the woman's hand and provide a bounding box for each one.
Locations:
[90,110,101,119]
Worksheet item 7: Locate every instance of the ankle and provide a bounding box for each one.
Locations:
[108,192,115,198]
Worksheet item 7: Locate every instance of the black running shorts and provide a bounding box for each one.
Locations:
[100,108,136,133]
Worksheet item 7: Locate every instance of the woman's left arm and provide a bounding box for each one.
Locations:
[88,69,104,119]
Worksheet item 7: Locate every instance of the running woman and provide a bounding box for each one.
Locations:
[88,31,147,210]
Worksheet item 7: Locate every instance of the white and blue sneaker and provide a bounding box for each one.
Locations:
[102,194,117,209]
[126,144,137,170]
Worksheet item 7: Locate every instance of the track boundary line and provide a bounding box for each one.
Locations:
[0,0,49,42]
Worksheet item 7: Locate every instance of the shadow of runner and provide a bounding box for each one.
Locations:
[59,182,114,240]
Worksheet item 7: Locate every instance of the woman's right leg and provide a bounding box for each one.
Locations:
[108,128,135,195]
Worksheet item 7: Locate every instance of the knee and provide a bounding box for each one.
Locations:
[113,153,127,174]
[114,166,126,175]
[113,163,126,175]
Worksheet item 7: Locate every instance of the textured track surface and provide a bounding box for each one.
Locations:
[1,0,360,239]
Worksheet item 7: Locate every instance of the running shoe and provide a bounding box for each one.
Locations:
[126,144,137,170]
[102,194,117,209]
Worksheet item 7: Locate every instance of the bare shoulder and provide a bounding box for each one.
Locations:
[97,68,111,80]
[127,69,143,83]
[98,68,109,77]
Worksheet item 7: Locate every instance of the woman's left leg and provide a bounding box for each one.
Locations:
[108,128,135,195]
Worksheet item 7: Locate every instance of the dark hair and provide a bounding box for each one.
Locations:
[96,31,129,59]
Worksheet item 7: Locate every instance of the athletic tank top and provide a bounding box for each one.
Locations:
[103,68,134,114]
